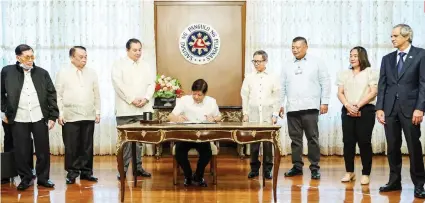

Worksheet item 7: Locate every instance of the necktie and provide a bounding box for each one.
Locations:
[397,52,406,73]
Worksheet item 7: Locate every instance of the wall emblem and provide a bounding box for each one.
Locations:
[179,23,220,65]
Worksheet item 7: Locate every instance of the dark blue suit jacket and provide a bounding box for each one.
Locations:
[376,46,425,117]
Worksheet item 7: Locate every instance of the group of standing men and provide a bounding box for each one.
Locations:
[1,38,153,190]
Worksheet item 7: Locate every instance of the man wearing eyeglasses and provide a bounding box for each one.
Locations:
[241,50,281,180]
[55,46,100,184]
[280,37,330,180]
[1,44,59,190]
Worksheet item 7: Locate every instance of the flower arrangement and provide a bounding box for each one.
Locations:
[153,75,183,98]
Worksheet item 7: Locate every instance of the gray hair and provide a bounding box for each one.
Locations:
[394,24,413,43]
[253,50,268,61]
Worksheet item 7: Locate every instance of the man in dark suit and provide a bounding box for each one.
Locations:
[1,44,59,190]
[376,24,425,199]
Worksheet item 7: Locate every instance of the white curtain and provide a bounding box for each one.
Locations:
[245,0,425,155]
[0,0,157,155]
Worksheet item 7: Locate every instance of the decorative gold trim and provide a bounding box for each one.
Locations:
[116,130,121,154]
[116,128,281,153]
[159,138,235,143]
[273,130,284,156]
[232,139,274,144]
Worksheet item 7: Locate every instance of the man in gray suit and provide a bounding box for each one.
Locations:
[376,24,425,199]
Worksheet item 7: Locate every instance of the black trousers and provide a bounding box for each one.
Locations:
[175,142,212,178]
[62,120,95,178]
[287,109,320,171]
[11,120,50,182]
[2,121,34,169]
[2,121,14,152]
[2,121,35,183]
[385,99,425,186]
[341,104,375,175]
[250,142,273,172]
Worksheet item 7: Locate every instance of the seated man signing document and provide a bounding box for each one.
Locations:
[168,79,221,187]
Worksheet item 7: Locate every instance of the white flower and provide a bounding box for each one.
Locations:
[161,75,165,79]
[166,77,171,81]
[172,86,178,90]
[162,87,168,91]
[166,83,172,87]
[158,79,163,84]
[160,82,165,87]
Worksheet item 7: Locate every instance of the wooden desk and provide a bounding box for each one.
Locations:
[116,122,282,202]
[152,106,245,158]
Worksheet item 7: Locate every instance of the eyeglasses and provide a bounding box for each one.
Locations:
[19,55,35,62]
[251,60,265,65]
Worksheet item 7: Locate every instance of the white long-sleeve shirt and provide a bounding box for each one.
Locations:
[281,54,331,112]
[171,95,220,122]
[55,64,100,122]
[15,68,44,123]
[241,69,281,123]
[111,57,155,117]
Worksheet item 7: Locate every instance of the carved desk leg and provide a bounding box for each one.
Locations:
[273,130,283,202]
[116,130,126,202]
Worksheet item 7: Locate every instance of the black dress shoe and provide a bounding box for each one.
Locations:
[37,180,55,188]
[193,175,207,187]
[379,183,402,192]
[415,186,425,198]
[184,177,192,187]
[66,178,76,184]
[284,167,303,177]
[248,171,259,179]
[264,171,272,179]
[311,170,321,180]
[80,175,98,182]
[17,180,33,191]
[135,170,151,177]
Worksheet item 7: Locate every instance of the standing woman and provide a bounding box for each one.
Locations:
[336,46,378,185]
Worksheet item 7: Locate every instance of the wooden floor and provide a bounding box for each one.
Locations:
[1,154,425,203]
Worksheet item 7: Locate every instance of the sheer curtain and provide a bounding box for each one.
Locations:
[0,0,156,155]
[245,0,425,155]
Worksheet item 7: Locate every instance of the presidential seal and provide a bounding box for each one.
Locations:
[179,23,220,65]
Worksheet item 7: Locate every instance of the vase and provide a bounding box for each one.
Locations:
[154,97,176,107]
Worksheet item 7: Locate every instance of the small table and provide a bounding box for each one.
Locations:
[116,122,283,202]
